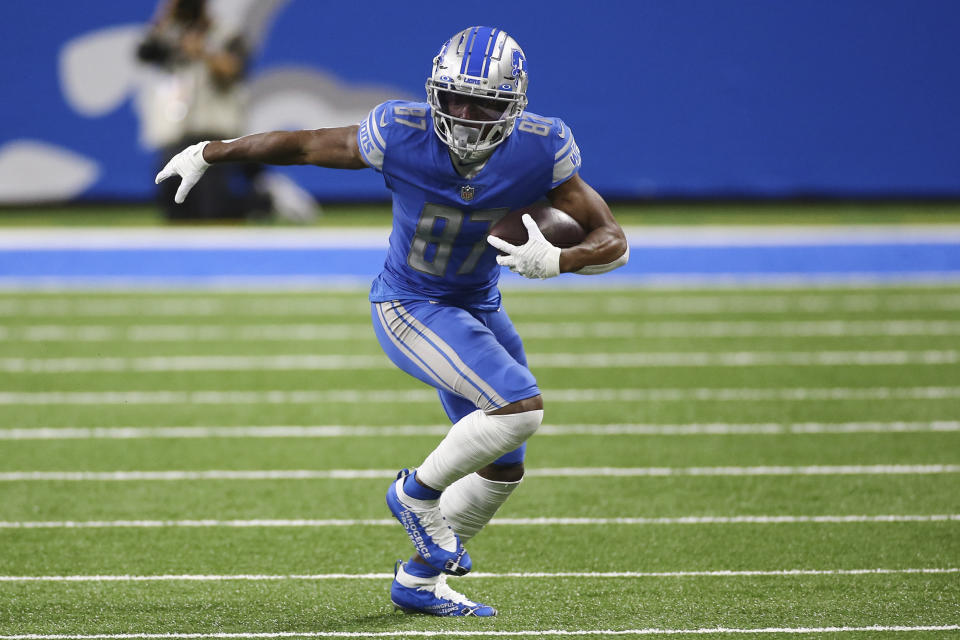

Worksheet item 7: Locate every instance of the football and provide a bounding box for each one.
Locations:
[489,203,586,250]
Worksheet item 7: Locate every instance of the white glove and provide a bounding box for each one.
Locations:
[486,214,561,279]
[155,141,211,203]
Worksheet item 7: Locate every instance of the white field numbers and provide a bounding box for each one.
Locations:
[398,110,550,276]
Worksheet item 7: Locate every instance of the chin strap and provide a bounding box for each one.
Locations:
[574,245,630,275]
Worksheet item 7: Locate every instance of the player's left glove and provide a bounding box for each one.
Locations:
[486,214,561,279]
[155,141,211,204]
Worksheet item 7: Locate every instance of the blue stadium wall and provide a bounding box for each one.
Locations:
[2,0,958,201]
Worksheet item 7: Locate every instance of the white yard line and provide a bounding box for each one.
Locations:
[1,350,958,372]
[6,319,960,342]
[1,386,958,405]
[1,515,956,529]
[2,293,960,316]
[1,466,957,482]
[1,625,958,639]
[1,568,956,582]
[2,421,958,440]
[0,299,366,317]
[0,354,380,372]
[2,280,956,292]
[0,324,372,342]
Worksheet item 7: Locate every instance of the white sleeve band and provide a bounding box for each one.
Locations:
[574,245,630,275]
[552,136,581,186]
[357,110,386,170]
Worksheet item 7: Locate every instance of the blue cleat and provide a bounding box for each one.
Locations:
[385,469,471,576]
[391,561,496,617]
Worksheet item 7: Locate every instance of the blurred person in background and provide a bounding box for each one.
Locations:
[138,0,314,222]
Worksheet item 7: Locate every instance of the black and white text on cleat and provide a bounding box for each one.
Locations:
[444,552,470,577]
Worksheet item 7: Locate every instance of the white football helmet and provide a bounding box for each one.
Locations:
[426,27,529,161]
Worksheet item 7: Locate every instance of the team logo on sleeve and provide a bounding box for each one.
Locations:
[460,185,476,201]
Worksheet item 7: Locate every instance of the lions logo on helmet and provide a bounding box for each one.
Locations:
[426,27,529,161]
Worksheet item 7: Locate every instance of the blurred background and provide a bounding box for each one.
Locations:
[1,0,958,222]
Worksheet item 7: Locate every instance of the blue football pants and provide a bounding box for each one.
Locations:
[371,299,540,465]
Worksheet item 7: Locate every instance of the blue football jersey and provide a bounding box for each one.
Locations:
[357,100,581,309]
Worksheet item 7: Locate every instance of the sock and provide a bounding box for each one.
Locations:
[405,556,442,579]
[440,472,522,543]
[404,472,442,500]
[396,558,441,587]
[416,409,542,491]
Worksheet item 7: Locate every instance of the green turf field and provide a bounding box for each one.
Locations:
[1,286,958,638]
[3,200,960,227]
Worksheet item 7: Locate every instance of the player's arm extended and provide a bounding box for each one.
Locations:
[156,126,366,203]
[547,174,629,274]
[204,126,366,169]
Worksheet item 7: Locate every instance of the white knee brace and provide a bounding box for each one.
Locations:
[416,408,542,491]
[440,472,521,543]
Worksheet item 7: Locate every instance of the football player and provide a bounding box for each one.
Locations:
[157,26,629,617]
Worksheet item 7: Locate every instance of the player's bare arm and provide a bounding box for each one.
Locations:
[203,125,366,169]
[156,125,366,203]
[547,173,629,273]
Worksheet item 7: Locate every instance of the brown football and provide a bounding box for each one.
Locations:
[489,203,586,251]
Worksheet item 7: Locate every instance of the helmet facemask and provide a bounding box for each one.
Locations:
[427,83,526,160]
[426,27,528,162]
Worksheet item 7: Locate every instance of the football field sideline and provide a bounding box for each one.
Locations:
[3,224,960,287]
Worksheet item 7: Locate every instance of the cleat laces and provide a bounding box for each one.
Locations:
[421,576,478,610]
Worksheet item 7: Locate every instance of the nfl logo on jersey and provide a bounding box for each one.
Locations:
[460,185,475,201]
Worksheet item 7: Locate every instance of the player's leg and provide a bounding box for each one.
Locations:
[373,301,543,507]
[390,412,535,617]
[373,299,542,614]
[420,311,536,616]
[435,305,532,544]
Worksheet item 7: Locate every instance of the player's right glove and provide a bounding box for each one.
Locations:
[155,141,211,203]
